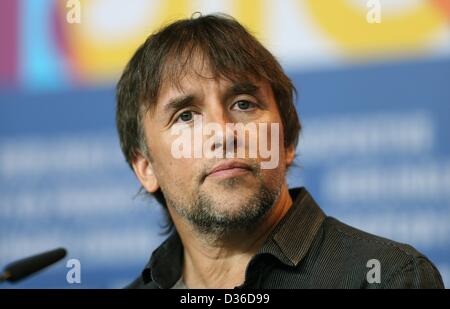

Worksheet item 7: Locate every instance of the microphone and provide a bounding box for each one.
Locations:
[0,248,67,284]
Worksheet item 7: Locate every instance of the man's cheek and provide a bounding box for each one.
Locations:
[259,122,280,170]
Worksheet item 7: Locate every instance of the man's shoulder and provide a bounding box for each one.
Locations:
[318,216,444,288]
[323,216,422,258]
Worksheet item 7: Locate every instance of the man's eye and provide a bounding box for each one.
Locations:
[232,100,256,111]
[176,111,194,122]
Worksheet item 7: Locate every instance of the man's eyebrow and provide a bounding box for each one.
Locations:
[225,82,260,99]
[163,94,195,114]
[162,82,260,114]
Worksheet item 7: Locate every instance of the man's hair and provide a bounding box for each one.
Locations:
[116,13,301,233]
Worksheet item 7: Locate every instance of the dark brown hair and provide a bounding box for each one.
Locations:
[116,13,301,233]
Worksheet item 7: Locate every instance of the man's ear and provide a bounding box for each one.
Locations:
[132,151,160,193]
[285,144,296,168]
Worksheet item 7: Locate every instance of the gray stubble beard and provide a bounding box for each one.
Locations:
[166,173,282,239]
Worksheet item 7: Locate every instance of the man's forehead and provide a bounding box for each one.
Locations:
[160,72,225,97]
[157,74,268,104]
[152,50,272,112]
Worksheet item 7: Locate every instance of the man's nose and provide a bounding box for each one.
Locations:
[203,105,238,155]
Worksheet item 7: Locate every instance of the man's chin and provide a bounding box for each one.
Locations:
[173,178,281,236]
[203,169,256,187]
[209,200,255,218]
[201,186,257,210]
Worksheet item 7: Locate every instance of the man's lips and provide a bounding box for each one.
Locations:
[206,160,253,178]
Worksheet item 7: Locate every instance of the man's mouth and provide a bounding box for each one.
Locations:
[206,160,253,179]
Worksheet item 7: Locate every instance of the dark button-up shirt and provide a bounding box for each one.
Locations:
[127,187,444,288]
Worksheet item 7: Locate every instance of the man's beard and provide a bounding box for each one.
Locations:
[166,180,281,238]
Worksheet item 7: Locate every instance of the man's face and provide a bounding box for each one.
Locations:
[136,66,294,235]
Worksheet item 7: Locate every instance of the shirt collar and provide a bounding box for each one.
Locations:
[142,231,183,288]
[141,187,326,288]
[258,187,326,266]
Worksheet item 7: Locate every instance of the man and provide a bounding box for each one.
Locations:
[116,14,443,289]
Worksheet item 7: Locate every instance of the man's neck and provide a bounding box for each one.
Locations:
[172,184,293,289]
